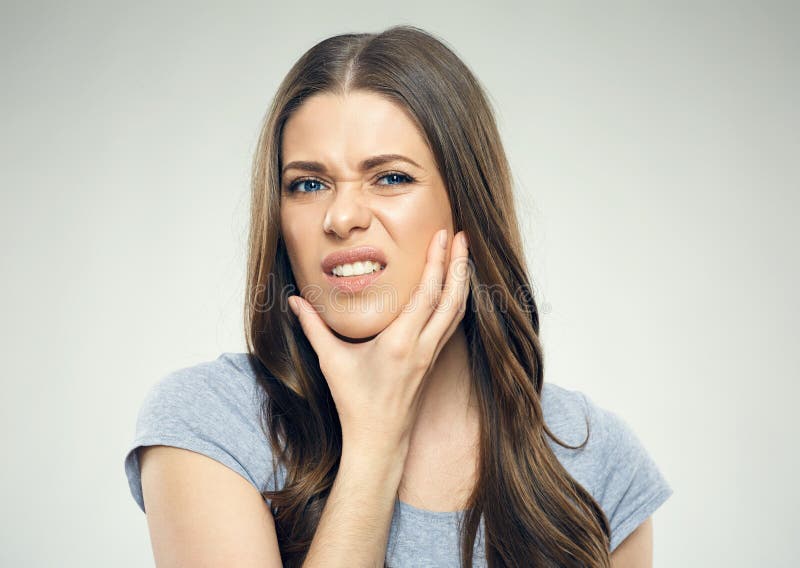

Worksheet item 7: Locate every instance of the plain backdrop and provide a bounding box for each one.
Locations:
[1,1,797,566]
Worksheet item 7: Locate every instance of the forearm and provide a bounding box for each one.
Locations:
[302,448,406,568]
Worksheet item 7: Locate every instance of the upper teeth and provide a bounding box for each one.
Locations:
[332,260,383,277]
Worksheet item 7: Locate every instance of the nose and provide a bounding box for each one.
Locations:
[322,183,372,239]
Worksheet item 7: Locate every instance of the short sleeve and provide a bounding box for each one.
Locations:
[581,392,674,552]
[123,353,281,513]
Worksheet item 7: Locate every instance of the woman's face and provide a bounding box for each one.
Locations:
[279,90,454,341]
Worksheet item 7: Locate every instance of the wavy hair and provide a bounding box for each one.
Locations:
[244,24,611,567]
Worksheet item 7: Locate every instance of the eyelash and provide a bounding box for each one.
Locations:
[286,171,416,193]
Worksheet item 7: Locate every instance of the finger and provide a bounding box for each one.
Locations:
[418,230,471,349]
[429,260,472,363]
[424,232,471,351]
[388,228,449,339]
[288,295,337,355]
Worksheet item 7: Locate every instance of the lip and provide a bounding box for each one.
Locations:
[321,246,388,294]
[321,246,388,274]
[323,267,386,294]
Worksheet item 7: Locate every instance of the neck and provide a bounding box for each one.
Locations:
[410,323,478,438]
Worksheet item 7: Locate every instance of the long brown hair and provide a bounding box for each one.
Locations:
[244,25,611,567]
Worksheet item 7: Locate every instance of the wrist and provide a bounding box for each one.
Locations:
[340,440,408,481]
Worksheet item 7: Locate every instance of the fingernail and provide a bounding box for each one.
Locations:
[288,296,297,314]
[438,229,447,249]
[460,232,469,249]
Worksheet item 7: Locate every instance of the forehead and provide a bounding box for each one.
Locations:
[281,91,432,169]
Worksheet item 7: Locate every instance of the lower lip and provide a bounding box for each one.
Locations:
[323,267,386,294]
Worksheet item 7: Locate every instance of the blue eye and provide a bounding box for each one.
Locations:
[377,172,414,186]
[286,171,415,193]
[288,178,325,193]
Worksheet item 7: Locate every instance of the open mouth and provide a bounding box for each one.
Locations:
[323,262,387,294]
[328,261,386,278]
[320,246,389,292]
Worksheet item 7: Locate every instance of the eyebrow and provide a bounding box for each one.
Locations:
[281,153,423,177]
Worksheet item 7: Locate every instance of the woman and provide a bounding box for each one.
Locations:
[124,25,672,567]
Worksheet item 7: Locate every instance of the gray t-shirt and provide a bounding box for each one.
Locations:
[124,352,673,565]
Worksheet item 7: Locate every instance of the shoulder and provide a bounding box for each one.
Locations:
[541,382,673,552]
[124,352,284,513]
[541,381,639,454]
[138,352,262,413]
[133,352,267,449]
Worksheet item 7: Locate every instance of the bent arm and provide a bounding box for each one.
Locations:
[302,447,406,567]
[140,442,406,568]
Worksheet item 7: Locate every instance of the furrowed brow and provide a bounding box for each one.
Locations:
[281,154,422,176]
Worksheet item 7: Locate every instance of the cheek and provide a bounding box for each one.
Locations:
[376,196,453,289]
[379,190,451,239]
[280,211,315,281]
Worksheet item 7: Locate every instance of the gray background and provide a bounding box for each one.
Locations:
[2,1,797,566]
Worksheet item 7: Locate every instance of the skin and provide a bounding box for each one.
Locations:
[611,516,654,567]
[279,90,479,455]
[280,90,452,339]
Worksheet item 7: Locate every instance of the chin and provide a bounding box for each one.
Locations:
[324,310,394,342]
